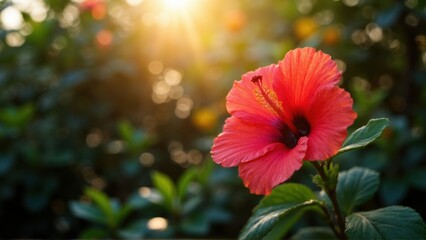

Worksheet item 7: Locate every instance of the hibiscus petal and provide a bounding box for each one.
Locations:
[211,116,282,167]
[275,47,341,109]
[304,86,357,160]
[238,137,308,195]
[227,63,282,122]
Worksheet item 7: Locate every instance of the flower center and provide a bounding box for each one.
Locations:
[280,124,298,149]
[279,115,311,149]
[294,115,310,137]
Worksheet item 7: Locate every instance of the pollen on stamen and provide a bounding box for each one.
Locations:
[250,74,297,133]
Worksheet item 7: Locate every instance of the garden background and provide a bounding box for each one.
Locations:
[0,0,425,238]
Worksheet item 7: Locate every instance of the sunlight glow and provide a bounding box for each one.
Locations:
[163,0,190,10]
[126,0,144,6]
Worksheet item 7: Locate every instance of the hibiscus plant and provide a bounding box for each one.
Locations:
[211,48,426,239]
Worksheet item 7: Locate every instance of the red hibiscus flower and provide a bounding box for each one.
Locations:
[211,47,357,195]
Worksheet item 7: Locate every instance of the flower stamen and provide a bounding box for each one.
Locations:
[251,75,285,117]
[251,75,298,132]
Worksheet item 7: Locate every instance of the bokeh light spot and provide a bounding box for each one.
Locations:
[153,80,171,96]
[405,0,418,9]
[169,85,184,99]
[6,32,25,47]
[296,0,314,14]
[12,0,48,22]
[352,77,371,91]
[294,17,318,40]
[147,217,168,231]
[175,96,193,119]
[187,149,202,165]
[343,0,360,7]
[60,5,80,28]
[164,69,182,86]
[1,6,23,30]
[86,128,103,148]
[148,61,164,75]
[107,140,125,154]
[323,26,341,45]
[224,9,246,33]
[139,152,155,166]
[335,59,347,73]
[405,14,419,27]
[138,187,152,198]
[171,149,187,164]
[351,29,368,45]
[366,23,383,42]
[96,30,113,46]
[92,4,106,20]
[192,108,217,131]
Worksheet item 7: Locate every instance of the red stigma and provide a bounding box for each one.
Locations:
[251,75,263,84]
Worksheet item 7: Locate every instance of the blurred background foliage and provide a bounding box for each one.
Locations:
[0,0,425,238]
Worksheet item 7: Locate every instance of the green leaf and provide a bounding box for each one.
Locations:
[239,183,321,240]
[117,203,134,225]
[256,183,317,210]
[151,171,177,212]
[69,201,107,225]
[0,104,34,128]
[197,160,214,185]
[117,120,149,153]
[85,188,115,227]
[118,219,148,239]
[337,167,380,215]
[264,211,305,240]
[339,118,389,154]
[118,120,133,143]
[177,167,196,200]
[346,206,426,239]
[291,227,336,240]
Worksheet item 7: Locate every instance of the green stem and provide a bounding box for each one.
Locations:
[319,203,341,238]
[311,161,347,240]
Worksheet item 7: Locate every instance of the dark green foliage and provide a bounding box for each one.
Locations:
[338,118,390,154]
[346,206,426,239]
[291,227,336,240]
[239,184,322,239]
[337,167,380,215]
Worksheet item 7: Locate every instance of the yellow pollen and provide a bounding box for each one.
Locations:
[254,87,284,117]
[251,75,298,133]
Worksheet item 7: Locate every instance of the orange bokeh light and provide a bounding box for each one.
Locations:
[96,29,113,47]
